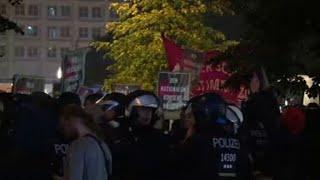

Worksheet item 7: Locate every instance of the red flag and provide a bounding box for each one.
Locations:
[162,35,217,73]
[162,36,185,71]
[162,35,249,105]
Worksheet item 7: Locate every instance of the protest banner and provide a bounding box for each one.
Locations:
[158,72,191,114]
[61,48,88,93]
[163,36,249,105]
[192,63,250,104]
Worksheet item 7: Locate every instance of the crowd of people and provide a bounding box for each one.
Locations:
[0,89,320,180]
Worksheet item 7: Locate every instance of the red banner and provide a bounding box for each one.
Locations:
[192,63,249,105]
[163,36,249,105]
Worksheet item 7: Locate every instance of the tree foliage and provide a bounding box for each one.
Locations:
[0,0,23,34]
[213,0,320,97]
[94,0,236,90]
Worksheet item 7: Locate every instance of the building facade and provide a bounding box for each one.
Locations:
[0,0,115,84]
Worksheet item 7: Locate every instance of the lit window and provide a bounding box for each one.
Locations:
[61,6,71,17]
[48,27,59,39]
[15,46,25,57]
[15,4,25,16]
[27,47,39,57]
[60,27,70,38]
[48,47,57,58]
[28,5,39,16]
[92,28,102,38]
[79,7,89,18]
[79,27,89,38]
[48,6,58,17]
[26,25,38,36]
[92,7,102,18]
[0,4,6,15]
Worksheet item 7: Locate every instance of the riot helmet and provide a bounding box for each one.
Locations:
[96,92,126,120]
[126,90,160,127]
[226,104,244,134]
[185,93,230,133]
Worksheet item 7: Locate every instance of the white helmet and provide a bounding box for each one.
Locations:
[127,94,159,116]
[226,105,244,134]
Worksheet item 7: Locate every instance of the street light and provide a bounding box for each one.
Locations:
[57,67,62,79]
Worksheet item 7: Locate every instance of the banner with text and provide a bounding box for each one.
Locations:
[61,48,88,93]
[163,36,249,105]
[192,63,250,105]
[158,72,191,111]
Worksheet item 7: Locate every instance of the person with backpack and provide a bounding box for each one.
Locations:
[47,92,83,180]
[60,104,112,180]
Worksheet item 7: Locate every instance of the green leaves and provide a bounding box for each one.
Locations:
[0,1,24,34]
[95,0,234,90]
[212,0,320,98]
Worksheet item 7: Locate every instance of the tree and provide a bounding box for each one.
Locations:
[94,0,236,90]
[213,0,320,97]
[0,0,23,34]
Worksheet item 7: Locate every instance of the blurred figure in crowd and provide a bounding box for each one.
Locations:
[96,93,128,143]
[304,103,320,179]
[8,92,57,179]
[60,104,112,180]
[47,92,82,179]
[84,93,103,109]
[84,93,104,124]
[57,92,81,112]
[95,92,131,180]
[242,89,281,179]
[274,107,306,180]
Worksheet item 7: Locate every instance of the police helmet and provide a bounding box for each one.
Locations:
[96,92,126,118]
[126,90,159,116]
[226,105,243,134]
[186,93,228,131]
[126,90,161,127]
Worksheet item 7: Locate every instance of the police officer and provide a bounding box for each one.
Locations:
[176,93,251,180]
[95,92,133,180]
[124,90,171,180]
[96,92,128,144]
[242,89,281,179]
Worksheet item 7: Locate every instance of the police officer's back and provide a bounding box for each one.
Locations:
[176,93,251,180]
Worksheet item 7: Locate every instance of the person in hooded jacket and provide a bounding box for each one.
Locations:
[175,93,251,180]
[123,90,171,180]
